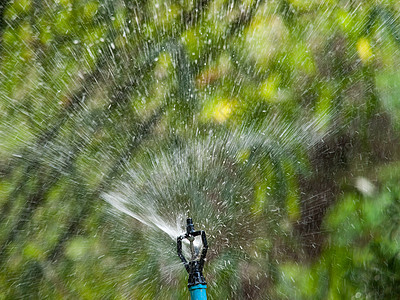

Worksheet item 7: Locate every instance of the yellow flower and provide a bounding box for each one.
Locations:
[357,38,373,63]
[213,101,234,123]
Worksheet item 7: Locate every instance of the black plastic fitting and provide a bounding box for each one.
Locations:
[177,218,208,287]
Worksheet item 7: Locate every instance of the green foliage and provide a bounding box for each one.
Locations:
[0,0,400,298]
[278,164,400,299]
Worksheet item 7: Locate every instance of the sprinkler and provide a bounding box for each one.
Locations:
[177,218,208,300]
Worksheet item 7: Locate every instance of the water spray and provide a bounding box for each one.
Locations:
[177,218,208,300]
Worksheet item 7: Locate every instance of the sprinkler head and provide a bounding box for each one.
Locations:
[177,218,208,287]
[186,218,195,235]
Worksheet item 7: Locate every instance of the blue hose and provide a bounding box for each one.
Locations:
[189,284,207,300]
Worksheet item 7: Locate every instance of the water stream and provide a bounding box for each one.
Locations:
[1,0,399,299]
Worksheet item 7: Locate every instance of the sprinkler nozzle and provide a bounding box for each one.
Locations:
[177,218,208,288]
[186,218,195,235]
